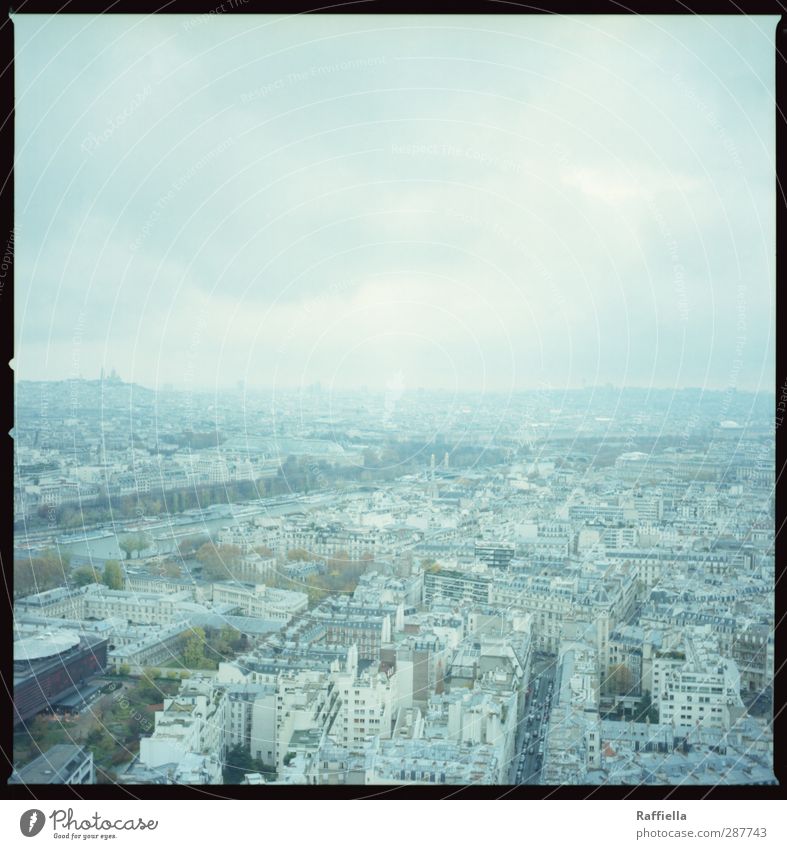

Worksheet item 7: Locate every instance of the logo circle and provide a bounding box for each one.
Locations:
[20,810,46,837]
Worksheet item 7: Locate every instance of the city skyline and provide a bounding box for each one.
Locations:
[14,370,780,393]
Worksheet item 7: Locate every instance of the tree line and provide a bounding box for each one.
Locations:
[28,439,506,533]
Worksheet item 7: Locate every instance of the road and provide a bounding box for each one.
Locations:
[510,653,558,785]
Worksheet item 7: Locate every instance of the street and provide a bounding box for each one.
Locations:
[510,652,558,785]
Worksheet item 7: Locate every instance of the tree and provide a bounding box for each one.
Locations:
[223,744,255,784]
[178,534,208,557]
[304,575,327,607]
[72,565,101,587]
[287,548,311,562]
[161,560,182,579]
[183,627,208,669]
[202,625,243,662]
[222,744,275,784]
[118,535,135,561]
[14,549,68,596]
[59,506,83,530]
[633,692,659,724]
[195,542,243,581]
[118,532,149,561]
[102,560,124,590]
[605,663,634,696]
[134,669,164,704]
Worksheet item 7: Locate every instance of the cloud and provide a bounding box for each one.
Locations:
[12,14,777,392]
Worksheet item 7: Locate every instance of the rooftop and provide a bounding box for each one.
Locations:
[10,745,91,784]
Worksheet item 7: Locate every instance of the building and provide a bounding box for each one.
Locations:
[82,584,192,626]
[332,664,396,747]
[311,598,401,661]
[474,541,516,569]
[655,645,745,731]
[211,582,307,622]
[14,586,86,619]
[10,744,95,784]
[137,676,227,783]
[365,737,499,784]
[423,566,491,606]
[13,632,108,726]
[107,621,193,672]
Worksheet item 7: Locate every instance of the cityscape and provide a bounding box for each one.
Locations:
[9,13,777,791]
[11,379,776,785]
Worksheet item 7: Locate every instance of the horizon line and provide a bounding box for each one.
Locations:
[14,377,777,396]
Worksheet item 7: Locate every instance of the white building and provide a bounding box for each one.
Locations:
[211,582,308,622]
[655,643,745,731]
[139,676,227,783]
[82,584,192,626]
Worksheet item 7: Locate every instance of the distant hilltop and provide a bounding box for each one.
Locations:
[16,376,157,406]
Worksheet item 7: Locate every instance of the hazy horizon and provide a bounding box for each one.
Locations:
[14,373,778,399]
[13,14,776,394]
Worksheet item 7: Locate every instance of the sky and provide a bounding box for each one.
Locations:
[12,14,777,394]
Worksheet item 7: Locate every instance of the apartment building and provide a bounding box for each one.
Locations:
[139,676,227,783]
[655,651,745,731]
[211,582,308,622]
[82,584,192,626]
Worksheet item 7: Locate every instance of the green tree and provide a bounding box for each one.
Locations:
[195,543,243,581]
[222,744,275,784]
[118,532,149,561]
[14,549,68,596]
[305,575,327,607]
[183,627,207,668]
[134,669,165,704]
[162,560,182,578]
[72,565,101,587]
[604,663,634,695]
[633,692,659,724]
[178,534,208,557]
[102,559,124,590]
[202,625,243,663]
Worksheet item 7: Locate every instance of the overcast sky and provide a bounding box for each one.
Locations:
[13,14,776,393]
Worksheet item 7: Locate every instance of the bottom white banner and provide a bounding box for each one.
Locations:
[2,799,783,849]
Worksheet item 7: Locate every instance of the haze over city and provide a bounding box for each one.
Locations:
[9,13,777,791]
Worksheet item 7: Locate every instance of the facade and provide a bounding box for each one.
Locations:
[138,676,227,783]
[423,566,491,606]
[655,654,744,731]
[13,633,109,726]
[211,582,307,621]
[82,585,192,626]
[14,586,86,619]
[474,541,515,569]
[365,738,499,784]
